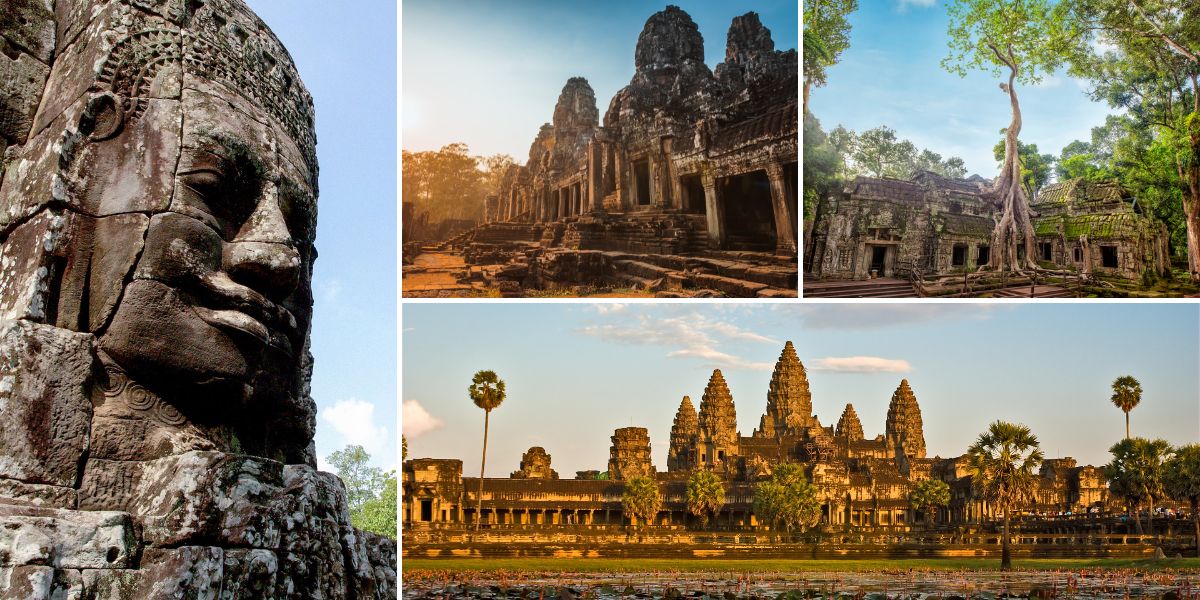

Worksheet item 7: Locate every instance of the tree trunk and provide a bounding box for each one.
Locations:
[1191,497,1199,557]
[1125,411,1130,439]
[476,409,490,531]
[1134,501,1144,535]
[803,79,812,116]
[1001,509,1012,571]
[1184,173,1200,282]
[983,48,1038,274]
[1148,495,1155,536]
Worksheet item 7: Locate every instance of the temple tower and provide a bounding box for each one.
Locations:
[885,379,926,459]
[755,341,815,438]
[835,403,864,442]
[608,427,655,480]
[697,370,738,468]
[667,396,699,472]
[511,446,558,479]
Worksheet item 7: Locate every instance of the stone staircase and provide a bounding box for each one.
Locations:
[804,278,918,298]
[991,284,1075,298]
[604,251,796,297]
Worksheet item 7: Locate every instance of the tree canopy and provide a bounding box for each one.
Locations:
[803,0,858,114]
[622,476,663,527]
[402,144,515,224]
[836,125,968,180]
[685,469,727,528]
[752,463,822,533]
[326,445,396,538]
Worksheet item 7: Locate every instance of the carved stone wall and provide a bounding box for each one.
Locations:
[512,447,559,479]
[667,396,699,472]
[608,427,654,480]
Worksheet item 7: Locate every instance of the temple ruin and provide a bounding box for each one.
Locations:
[403,342,1110,538]
[0,1,394,596]
[805,172,1171,297]
[403,6,798,297]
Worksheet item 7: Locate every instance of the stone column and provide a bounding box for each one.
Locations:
[588,140,604,213]
[702,171,725,248]
[661,136,678,210]
[766,161,797,256]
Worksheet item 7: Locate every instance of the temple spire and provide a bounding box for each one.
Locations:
[885,378,926,459]
[835,403,864,442]
[756,340,816,438]
[668,396,699,471]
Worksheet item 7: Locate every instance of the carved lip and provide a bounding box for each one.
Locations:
[191,274,300,355]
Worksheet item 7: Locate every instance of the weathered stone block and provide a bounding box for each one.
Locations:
[83,546,223,599]
[0,478,77,509]
[0,319,93,487]
[0,503,137,569]
[0,0,56,64]
[0,50,51,145]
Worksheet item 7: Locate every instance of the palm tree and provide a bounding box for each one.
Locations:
[1105,437,1171,536]
[1164,444,1200,557]
[751,463,822,533]
[469,370,506,530]
[686,469,727,529]
[1110,375,1142,439]
[966,421,1044,571]
[622,476,663,529]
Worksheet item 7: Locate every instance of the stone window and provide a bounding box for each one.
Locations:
[951,244,967,267]
[1074,247,1083,262]
[717,450,725,460]
[1101,246,1118,268]
[1040,242,1052,261]
[977,245,990,265]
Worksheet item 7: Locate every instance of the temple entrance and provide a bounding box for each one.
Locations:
[420,499,433,522]
[633,158,651,206]
[681,174,704,214]
[721,170,776,251]
[864,244,894,277]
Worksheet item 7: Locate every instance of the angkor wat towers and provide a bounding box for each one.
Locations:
[755,340,817,438]
[482,5,798,257]
[511,446,558,479]
[668,396,700,472]
[885,379,927,460]
[608,427,655,480]
[698,369,739,469]
[835,403,865,442]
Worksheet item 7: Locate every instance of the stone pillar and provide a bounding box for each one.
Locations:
[702,172,725,248]
[588,140,604,213]
[558,188,567,219]
[661,136,677,210]
[766,161,797,256]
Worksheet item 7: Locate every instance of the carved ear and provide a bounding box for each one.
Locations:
[83,92,125,142]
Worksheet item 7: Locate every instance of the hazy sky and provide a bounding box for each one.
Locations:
[403,303,1199,477]
[247,0,397,471]
[809,0,1114,177]
[401,0,799,161]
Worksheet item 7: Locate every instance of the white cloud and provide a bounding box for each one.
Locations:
[401,399,445,439]
[320,398,390,455]
[812,356,913,373]
[774,303,1009,330]
[594,303,627,314]
[1032,75,1063,89]
[576,311,776,371]
[897,0,936,10]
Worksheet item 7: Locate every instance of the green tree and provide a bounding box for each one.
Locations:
[469,370,506,530]
[803,0,858,114]
[1111,375,1143,439]
[752,463,822,533]
[357,473,398,539]
[622,476,663,529]
[1059,0,1200,280]
[966,421,1045,571]
[685,469,727,528]
[803,113,846,225]
[909,478,951,526]
[1164,444,1200,557]
[943,0,1068,272]
[840,126,969,179]
[992,135,1055,199]
[401,143,488,223]
[1056,139,1114,182]
[326,445,393,537]
[1105,437,1172,535]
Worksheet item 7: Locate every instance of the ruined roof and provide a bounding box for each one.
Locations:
[940,213,994,237]
[710,101,797,153]
[845,177,925,203]
[1034,178,1130,210]
[1034,213,1150,240]
[912,170,990,196]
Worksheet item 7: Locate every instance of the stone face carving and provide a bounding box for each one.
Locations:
[886,379,927,460]
[608,427,654,480]
[0,1,394,597]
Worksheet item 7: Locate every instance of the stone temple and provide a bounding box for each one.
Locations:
[805,170,1171,297]
[403,342,1108,535]
[0,0,394,597]
[404,6,798,298]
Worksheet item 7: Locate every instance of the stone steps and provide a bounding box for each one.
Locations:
[804,278,918,298]
[605,252,796,297]
[991,284,1075,298]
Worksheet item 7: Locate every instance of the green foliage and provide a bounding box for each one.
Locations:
[1057,139,1115,182]
[840,125,968,179]
[992,133,1054,196]
[752,463,822,533]
[1164,444,1200,506]
[326,445,394,537]
[1110,375,1143,430]
[803,0,858,91]
[1105,437,1173,510]
[909,478,951,521]
[622,476,663,526]
[803,113,846,219]
[401,144,514,224]
[469,370,506,412]
[357,473,397,539]
[966,421,1044,516]
[942,0,1067,84]
[685,469,726,528]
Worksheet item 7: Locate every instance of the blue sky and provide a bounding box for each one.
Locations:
[402,0,798,160]
[403,303,1199,477]
[247,0,397,471]
[809,0,1114,177]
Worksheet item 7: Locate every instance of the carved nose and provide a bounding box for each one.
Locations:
[224,191,301,301]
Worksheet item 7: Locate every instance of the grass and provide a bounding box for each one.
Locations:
[403,557,1200,575]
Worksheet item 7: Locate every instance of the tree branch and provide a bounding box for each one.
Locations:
[1130,0,1200,63]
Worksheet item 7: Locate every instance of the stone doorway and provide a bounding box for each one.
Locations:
[634,158,651,206]
[721,170,776,251]
[681,174,705,214]
[420,499,433,522]
[864,244,894,278]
